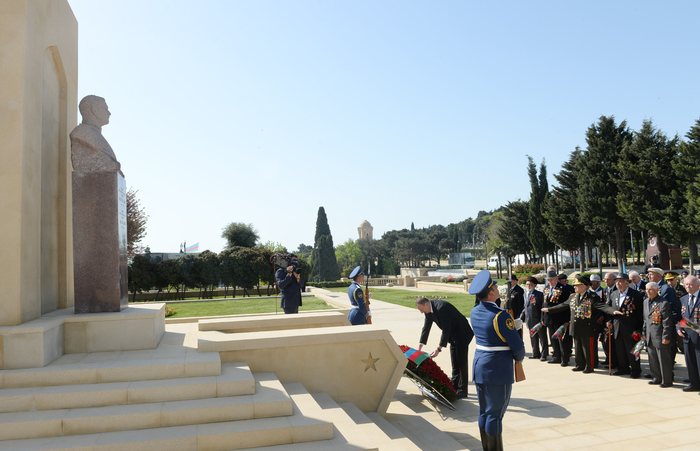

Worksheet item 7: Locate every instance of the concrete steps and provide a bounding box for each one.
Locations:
[0,351,222,389]
[382,400,468,451]
[0,373,289,441]
[0,362,255,413]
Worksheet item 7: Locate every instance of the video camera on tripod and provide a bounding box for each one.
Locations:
[272,253,302,274]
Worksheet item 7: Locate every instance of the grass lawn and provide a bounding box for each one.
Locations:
[165,296,335,318]
[328,287,477,317]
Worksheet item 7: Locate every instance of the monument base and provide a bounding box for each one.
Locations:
[0,303,165,370]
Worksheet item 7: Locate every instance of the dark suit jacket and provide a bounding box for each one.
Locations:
[519,289,544,329]
[419,300,474,348]
[679,292,700,346]
[607,288,644,339]
[505,284,525,319]
[643,295,674,347]
[276,268,304,309]
[542,282,571,327]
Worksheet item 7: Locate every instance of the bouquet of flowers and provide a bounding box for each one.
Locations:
[680,318,700,333]
[552,323,567,340]
[631,330,641,341]
[529,322,544,337]
[400,345,457,401]
[631,338,646,360]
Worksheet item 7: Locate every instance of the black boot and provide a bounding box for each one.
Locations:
[479,427,489,451]
[492,434,504,451]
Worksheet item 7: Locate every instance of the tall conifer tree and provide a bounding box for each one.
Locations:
[527,156,551,263]
[576,115,631,272]
[310,207,340,282]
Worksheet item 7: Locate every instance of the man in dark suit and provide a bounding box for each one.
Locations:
[520,276,547,360]
[416,297,474,398]
[542,270,572,366]
[601,272,618,368]
[607,273,644,378]
[643,282,675,387]
[505,274,525,338]
[558,273,575,296]
[629,271,646,292]
[678,276,700,393]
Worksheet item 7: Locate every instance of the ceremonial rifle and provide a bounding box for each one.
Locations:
[365,263,372,324]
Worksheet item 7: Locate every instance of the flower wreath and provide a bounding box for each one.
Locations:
[400,345,457,401]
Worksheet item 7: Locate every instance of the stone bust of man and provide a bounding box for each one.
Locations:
[70,95,122,174]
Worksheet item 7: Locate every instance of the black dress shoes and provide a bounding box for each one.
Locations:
[540,356,548,361]
[548,359,561,364]
[648,380,661,385]
[644,373,652,379]
[529,356,539,359]
[582,368,593,374]
[630,373,641,379]
[660,383,673,388]
[455,391,468,399]
[613,370,630,376]
[560,361,568,367]
[572,367,583,372]
[682,385,700,392]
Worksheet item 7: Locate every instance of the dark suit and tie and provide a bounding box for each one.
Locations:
[608,285,644,377]
[519,288,547,359]
[679,289,700,391]
[419,299,474,396]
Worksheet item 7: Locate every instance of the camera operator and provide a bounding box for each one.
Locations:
[275,255,305,314]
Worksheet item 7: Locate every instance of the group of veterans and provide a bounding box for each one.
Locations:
[523,267,700,394]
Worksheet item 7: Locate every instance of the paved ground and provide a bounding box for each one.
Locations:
[318,287,700,451]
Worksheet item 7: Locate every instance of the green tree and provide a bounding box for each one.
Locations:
[155,258,180,300]
[544,148,589,261]
[498,200,532,259]
[251,247,276,296]
[221,222,259,249]
[127,255,154,301]
[577,115,632,272]
[526,157,552,263]
[335,239,365,277]
[219,249,238,298]
[295,243,313,259]
[126,188,148,259]
[309,207,340,282]
[178,253,199,294]
[676,118,700,269]
[258,241,287,253]
[193,250,221,299]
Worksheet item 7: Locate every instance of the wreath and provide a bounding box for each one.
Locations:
[400,345,457,401]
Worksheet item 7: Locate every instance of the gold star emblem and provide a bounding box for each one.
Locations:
[361,352,380,372]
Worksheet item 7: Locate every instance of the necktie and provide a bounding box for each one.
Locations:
[690,294,695,312]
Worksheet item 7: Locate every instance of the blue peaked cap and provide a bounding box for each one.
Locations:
[468,269,497,296]
[349,266,363,279]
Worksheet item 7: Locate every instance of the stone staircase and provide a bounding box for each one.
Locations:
[0,348,467,451]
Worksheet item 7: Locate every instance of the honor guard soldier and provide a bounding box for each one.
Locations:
[347,266,370,325]
[469,270,525,451]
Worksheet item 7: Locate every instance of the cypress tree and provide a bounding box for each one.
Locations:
[310,207,341,282]
[576,115,631,273]
[526,156,551,263]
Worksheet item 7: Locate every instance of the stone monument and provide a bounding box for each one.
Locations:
[71,95,128,313]
[358,220,373,240]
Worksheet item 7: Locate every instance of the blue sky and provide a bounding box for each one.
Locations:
[67,0,700,254]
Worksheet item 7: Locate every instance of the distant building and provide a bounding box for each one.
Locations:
[358,220,373,240]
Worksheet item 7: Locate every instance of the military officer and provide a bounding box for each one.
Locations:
[607,273,644,378]
[469,270,525,451]
[347,266,370,325]
[543,275,620,373]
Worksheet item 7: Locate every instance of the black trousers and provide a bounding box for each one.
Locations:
[648,341,674,384]
[450,343,469,395]
[530,326,548,358]
[615,331,640,375]
[283,306,299,314]
[574,336,597,371]
[684,340,700,388]
[547,324,572,362]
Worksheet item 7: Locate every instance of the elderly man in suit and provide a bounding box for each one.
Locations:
[542,270,572,366]
[601,272,618,368]
[607,273,644,378]
[519,276,547,360]
[416,297,474,399]
[629,271,646,292]
[678,276,700,393]
[643,282,675,387]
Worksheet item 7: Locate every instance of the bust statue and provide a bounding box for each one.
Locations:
[70,95,121,173]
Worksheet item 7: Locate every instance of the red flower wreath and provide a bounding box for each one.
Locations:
[400,345,457,401]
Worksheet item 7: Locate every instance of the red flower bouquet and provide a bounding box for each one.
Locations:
[529,322,544,337]
[400,345,457,401]
[552,323,567,340]
[631,339,645,360]
[631,330,641,341]
[680,318,700,333]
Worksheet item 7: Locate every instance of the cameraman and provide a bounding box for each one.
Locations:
[276,255,305,314]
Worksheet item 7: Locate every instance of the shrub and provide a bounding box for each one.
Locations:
[165,306,176,317]
[513,264,545,277]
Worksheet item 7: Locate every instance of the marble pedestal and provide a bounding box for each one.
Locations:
[72,171,128,313]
